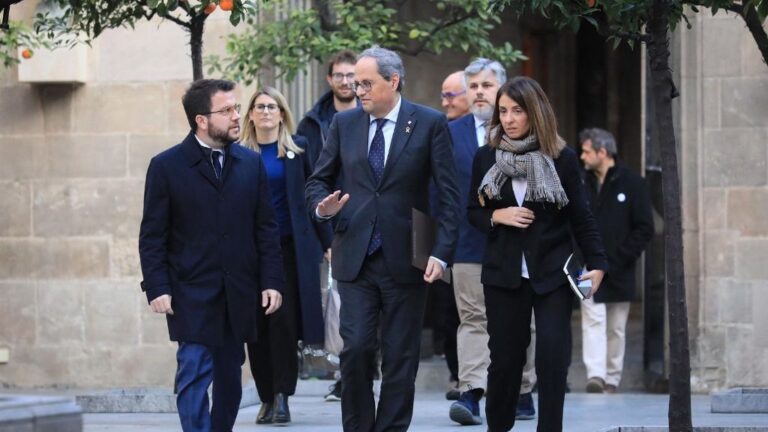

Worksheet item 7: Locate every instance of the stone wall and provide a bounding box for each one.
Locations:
[0,3,247,388]
[674,10,768,391]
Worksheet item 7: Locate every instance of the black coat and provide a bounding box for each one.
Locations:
[585,163,654,302]
[139,132,285,346]
[467,144,608,294]
[273,135,333,344]
[306,99,461,284]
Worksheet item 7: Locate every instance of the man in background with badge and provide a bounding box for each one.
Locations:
[578,127,654,394]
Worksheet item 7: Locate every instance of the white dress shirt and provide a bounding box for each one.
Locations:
[367,95,402,161]
[512,178,530,279]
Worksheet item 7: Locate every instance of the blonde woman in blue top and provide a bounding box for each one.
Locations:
[240,86,333,425]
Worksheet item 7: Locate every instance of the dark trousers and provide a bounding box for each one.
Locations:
[338,250,428,432]
[432,279,459,381]
[484,280,573,432]
[175,321,245,432]
[247,237,300,402]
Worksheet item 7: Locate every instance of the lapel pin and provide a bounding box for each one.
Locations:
[287,150,296,159]
[405,127,411,134]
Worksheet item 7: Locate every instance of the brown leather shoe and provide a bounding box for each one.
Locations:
[256,401,274,424]
[585,377,605,393]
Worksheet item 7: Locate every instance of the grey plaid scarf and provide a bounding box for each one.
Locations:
[478,127,569,208]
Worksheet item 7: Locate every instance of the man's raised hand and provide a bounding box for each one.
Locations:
[317,190,350,218]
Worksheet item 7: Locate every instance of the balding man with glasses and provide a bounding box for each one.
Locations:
[139,79,285,432]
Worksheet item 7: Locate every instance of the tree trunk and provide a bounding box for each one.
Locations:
[189,13,206,81]
[646,0,692,431]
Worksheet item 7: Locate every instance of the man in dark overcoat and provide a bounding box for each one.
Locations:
[139,79,285,431]
[578,127,654,393]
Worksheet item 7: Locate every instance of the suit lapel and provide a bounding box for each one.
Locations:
[381,99,416,184]
[181,132,220,189]
[461,114,478,160]
[354,111,378,187]
[221,143,243,186]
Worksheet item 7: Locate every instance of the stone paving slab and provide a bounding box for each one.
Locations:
[712,388,768,414]
[80,391,768,432]
[0,394,82,432]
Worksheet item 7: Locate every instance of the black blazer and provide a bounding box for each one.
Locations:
[139,132,285,346]
[467,144,608,294]
[306,98,461,284]
[585,163,653,302]
[273,135,333,344]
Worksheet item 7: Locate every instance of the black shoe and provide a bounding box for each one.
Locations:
[272,393,291,423]
[256,401,273,424]
[324,380,342,402]
[515,392,536,420]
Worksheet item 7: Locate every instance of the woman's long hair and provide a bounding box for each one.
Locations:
[488,76,565,158]
[240,86,304,158]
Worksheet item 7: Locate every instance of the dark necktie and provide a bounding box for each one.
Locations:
[368,118,387,183]
[366,118,387,255]
[202,147,223,180]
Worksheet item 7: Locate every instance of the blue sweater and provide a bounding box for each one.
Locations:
[259,141,292,238]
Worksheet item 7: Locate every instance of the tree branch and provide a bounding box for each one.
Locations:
[727,1,768,65]
[314,0,339,32]
[399,11,474,56]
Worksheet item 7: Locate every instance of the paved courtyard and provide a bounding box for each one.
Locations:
[81,387,768,432]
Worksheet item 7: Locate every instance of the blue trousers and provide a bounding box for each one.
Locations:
[175,327,245,432]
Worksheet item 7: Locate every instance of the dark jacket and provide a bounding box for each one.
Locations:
[296,90,335,165]
[139,132,285,346]
[270,135,333,344]
[585,163,654,302]
[447,114,486,263]
[467,144,608,294]
[306,99,461,284]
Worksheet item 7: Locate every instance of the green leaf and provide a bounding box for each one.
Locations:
[409,28,420,39]
[148,0,161,8]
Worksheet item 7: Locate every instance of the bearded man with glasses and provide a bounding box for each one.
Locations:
[297,50,361,165]
[139,79,285,432]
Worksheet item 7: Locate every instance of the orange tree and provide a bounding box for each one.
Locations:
[28,0,258,80]
[489,0,766,431]
[209,0,527,84]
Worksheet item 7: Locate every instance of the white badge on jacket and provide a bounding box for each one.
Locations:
[617,193,626,203]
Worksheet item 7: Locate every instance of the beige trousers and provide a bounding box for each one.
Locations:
[580,298,631,386]
[520,313,537,394]
[452,263,489,391]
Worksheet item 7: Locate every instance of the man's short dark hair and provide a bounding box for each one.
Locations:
[326,50,358,76]
[579,127,618,157]
[182,79,236,132]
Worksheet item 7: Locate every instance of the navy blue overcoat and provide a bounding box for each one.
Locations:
[139,132,285,346]
[272,135,332,345]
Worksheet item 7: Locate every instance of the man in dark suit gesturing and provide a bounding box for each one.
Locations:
[139,79,285,432]
[306,47,461,432]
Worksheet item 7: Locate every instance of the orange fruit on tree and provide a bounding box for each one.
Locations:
[219,0,234,11]
[21,48,33,59]
[203,2,217,15]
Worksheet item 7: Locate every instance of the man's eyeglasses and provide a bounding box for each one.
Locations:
[331,73,355,82]
[253,103,280,113]
[441,90,466,100]
[352,80,374,93]
[204,104,241,117]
